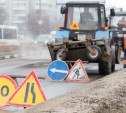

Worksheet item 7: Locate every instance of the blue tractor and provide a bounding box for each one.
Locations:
[47,1,120,75]
[108,9,126,67]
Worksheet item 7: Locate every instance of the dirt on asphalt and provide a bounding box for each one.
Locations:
[1,69,126,113]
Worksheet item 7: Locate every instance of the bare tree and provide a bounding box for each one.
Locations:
[50,16,64,31]
[26,10,51,39]
[0,7,7,25]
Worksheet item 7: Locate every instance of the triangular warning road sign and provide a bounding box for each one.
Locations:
[8,71,46,107]
[65,59,89,82]
[70,21,79,29]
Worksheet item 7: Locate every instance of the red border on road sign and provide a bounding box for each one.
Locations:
[0,75,17,109]
[7,71,46,107]
[64,59,89,82]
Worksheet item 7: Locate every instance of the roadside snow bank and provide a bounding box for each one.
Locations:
[2,69,126,113]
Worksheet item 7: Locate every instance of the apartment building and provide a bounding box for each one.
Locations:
[0,0,28,25]
[0,0,60,26]
[0,0,6,7]
[11,0,29,25]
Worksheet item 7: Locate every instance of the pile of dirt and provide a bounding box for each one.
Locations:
[1,69,126,113]
[0,110,14,113]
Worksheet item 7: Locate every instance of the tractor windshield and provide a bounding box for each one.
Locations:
[66,6,99,30]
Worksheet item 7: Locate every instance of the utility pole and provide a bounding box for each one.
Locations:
[39,0,42,11]
[38,0,42,34]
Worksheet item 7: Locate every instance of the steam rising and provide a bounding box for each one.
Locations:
[0,39,51,60]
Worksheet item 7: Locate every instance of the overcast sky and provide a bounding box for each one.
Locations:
[106,0,126,10]
[57,0,126,10]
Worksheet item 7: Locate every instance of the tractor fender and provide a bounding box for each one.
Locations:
[95,30,110,40]
[105,45,111,56]
[55,30,70,39]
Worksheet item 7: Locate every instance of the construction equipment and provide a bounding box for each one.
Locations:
[109,9,126,50]
[47,1,120,75]
[108,8,126,67]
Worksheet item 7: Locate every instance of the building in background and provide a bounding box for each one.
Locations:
[0,0,6,8]
[0,0,60,25]
[0,0,10,24]
[11,0,29,25]
[0,0,63,37]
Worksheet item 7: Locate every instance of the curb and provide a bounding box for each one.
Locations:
[0,54,27,60]
[0,52,39,60]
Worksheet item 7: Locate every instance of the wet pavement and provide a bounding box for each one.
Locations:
[0,55,123,111]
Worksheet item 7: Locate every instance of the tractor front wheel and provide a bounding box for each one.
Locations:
[99,53,112,75]
[87,45,101,62]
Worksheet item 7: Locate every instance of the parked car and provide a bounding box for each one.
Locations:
[35,34,55,46]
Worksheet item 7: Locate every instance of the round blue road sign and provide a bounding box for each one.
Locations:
[48,60,69,81]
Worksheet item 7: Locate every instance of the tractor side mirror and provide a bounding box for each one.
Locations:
[61,6,66,14]
[110,8,115,16]
[106,18,108,26]
[106,18,108,23]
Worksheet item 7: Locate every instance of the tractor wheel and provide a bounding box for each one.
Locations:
[98,55,112,75]
[56,49,66,60]
[115,45,121,64]
[111,46,115,72]
[87,45,101,62]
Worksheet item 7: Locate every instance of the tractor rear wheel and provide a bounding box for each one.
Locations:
[98,55,112,75]
[115,45,121,64]
[111,46,115,72]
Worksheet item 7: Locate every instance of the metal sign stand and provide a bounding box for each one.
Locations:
[7,75,45,87]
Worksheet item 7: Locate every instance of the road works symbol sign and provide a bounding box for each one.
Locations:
[70,21,79,29]
[48,60,69,81]
[0,75,17,109]
[65,59,89,82]
[8,71,46,107]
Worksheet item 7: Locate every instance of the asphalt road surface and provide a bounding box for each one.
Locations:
[0,54,123,111]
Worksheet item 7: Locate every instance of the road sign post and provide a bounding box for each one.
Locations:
[48,60,69,81]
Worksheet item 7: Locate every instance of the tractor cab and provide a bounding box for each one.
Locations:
[109,9,126,31]
[109,8,126,50]
[56,2,108,42]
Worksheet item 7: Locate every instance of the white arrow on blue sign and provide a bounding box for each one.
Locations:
[47,60,69,81]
